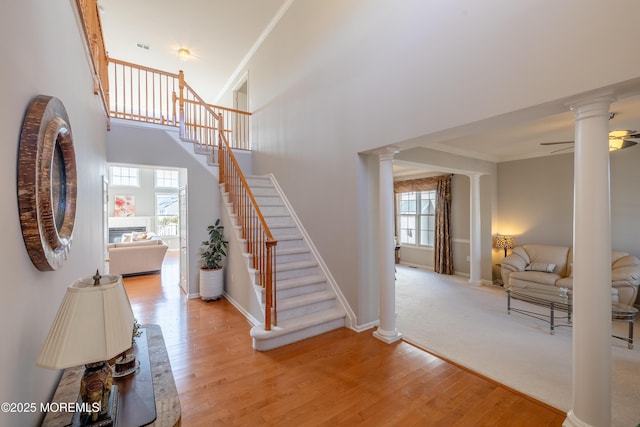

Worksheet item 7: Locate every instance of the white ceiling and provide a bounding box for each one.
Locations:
[97,0,290,102]
[97,1,640,167]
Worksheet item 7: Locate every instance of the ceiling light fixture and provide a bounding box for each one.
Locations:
[177,48,191,61]
[608,130,638,151]
[542,129,639,152]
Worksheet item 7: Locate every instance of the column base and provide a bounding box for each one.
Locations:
[373,328,403,344]
[468,279,482,287]
[563,410,595,427]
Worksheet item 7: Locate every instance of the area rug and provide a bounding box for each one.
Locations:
[395,265,640,427]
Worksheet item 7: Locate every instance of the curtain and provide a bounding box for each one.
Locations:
[393,176,440,193]
[434,175,453,275]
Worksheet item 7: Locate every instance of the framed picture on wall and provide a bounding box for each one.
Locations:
[114,195,135,217]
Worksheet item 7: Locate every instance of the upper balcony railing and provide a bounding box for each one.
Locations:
[108,58,251,151]
[74,0,251,151]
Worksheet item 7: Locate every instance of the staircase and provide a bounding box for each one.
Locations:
[101,56,351,350]
[225,175,348,351]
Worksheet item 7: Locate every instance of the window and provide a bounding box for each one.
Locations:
[110,166,139,186]
[397,190,436,247]
[156,194,179,237]
[155,169,179,188]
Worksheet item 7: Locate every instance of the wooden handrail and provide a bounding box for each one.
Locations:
[107,57,181,79]
[217,115,278,330]
[75,0,110,129]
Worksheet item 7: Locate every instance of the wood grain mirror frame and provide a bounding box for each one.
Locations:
[18,95,77,271]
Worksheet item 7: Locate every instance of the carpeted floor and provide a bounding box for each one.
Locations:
[395,265,640,427]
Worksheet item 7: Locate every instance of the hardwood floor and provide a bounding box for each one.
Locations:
[123,252,565,426]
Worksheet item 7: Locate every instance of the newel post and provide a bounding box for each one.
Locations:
[264,239,278,331]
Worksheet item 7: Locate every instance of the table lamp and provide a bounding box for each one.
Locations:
[37,272,134,426]
[496,235,514,257]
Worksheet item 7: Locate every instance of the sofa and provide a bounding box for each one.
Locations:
[500,244,640,306]
[107,238,168,276]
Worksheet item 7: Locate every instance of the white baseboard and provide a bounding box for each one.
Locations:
[352,320,379,333]
[224,292,261,326]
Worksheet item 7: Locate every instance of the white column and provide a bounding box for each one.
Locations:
[564,96,613,427]
[373,147,402,344]
[469,174,482,285]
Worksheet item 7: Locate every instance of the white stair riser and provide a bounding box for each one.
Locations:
[274,238,306,251]
[251,187,279,196]
[276,284,327,301]
[277,298,338,322]
[251,267,322,289]
[252,317,346,351]
[263,215,294,226]
[270,226,300,238]
[266,281,327,301]
[246,178,271,187]
[259,205,289,216]
[276,251,313,264]
[277,265,321,281]
[255,195,283,205]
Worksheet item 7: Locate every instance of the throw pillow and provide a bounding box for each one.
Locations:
[525,262,556,273]
[132,231,148,241]
[121,233,132,243]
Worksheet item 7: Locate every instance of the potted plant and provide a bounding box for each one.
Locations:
[199,219,229,301]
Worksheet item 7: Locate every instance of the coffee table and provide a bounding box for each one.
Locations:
[506,286,637,349]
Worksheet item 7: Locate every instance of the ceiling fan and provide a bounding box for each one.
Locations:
[540,130,640,153]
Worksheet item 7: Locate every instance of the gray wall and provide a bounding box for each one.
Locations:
[498,148,640,257]
[107,123,221,297]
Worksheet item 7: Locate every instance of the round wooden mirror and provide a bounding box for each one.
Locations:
[18,95,77,271]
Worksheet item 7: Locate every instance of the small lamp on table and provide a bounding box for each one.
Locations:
[496,235,514,257]
[37,272,134,426]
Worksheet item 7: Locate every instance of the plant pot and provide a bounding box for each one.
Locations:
[200,267,224,301]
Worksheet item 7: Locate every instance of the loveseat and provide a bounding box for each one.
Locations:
[107,238,168,276]
[500,244,640,306]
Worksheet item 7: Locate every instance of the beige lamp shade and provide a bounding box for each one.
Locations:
[37,275,134,369]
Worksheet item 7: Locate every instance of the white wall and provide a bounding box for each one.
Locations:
[0,2,109,426]
[106,123,221,297]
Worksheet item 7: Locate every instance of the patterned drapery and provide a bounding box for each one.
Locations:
[393,176,440,193]
[434,175,454,274]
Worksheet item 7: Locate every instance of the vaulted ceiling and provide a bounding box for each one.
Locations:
[97,0,640,165]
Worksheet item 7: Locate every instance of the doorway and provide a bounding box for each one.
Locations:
[106,163,188,289]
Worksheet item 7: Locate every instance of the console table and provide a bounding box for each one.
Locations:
[42,324,181,426]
